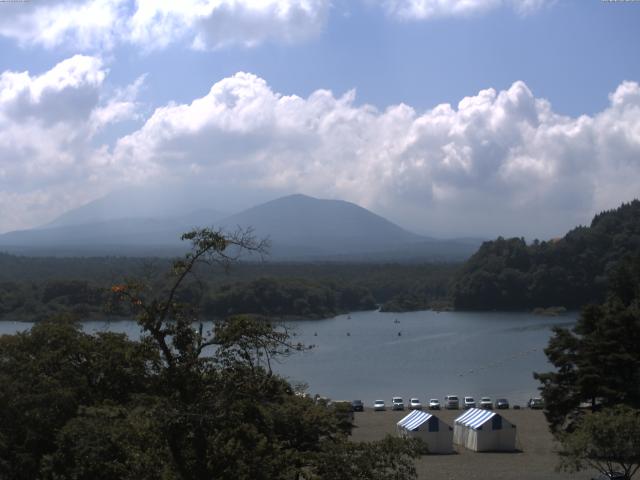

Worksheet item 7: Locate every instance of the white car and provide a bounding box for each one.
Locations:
[392,397,405,410]
[480,397,493,409]
[444,395,459,409]
[409,398,422,410]
[373,400,386,411]
[463,396,476,409]
[428,399,441,410]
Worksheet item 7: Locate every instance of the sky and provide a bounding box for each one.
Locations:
[0,0,639,239]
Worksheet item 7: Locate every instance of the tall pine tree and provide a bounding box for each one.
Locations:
[535,255,640,432]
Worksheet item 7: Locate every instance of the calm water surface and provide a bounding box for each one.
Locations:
[0,310,576,406]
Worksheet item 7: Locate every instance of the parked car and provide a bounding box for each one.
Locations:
[392,397,405,410]
[463,396,476,409]
[528,397,544,409]
[373,400,386,411]
[444,395,459,409]
[479,397,493,409]
[428,399,441,410]
[495,398,510,409]
[409,398,422,410]
[351,399,364,412]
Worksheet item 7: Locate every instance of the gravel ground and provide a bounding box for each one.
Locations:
[351,408,595,480]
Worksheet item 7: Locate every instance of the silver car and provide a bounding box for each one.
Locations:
[445,395,459,409]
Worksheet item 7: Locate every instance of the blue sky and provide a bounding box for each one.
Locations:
[0,0,639,238]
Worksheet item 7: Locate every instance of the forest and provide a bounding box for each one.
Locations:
[0,256,457,321]
[0,229,424,480]
[2,200,640,321]
[451,200,640,310]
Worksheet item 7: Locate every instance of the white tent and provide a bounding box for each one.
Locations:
[453,408,516,452]
[396,410,453,454]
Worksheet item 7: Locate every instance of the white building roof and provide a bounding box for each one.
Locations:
[455,408,498,430]
[397,410,433,431]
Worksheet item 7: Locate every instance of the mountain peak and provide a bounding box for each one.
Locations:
[0,192,479,260]
[218,194,422,254]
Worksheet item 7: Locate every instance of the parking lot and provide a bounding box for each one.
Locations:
[351,408,595,480]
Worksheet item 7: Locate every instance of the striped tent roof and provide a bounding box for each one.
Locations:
[397,410,433,431]
[455,408,497,430]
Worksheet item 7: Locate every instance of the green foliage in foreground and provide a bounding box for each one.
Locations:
[0,228,423,480]
[535,254,640,433]
[0,319,160,480]
[536,253,640,479]
[452,199,640,310]
[558,406,640,480]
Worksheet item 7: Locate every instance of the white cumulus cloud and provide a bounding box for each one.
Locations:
[105,73,640,239]
[0,0,330,52]
[1,62,638,238]
[0,56,142,232]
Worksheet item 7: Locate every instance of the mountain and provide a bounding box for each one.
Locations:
[451,199,640,310]
[45,186,225,228]
[217,194,480,260]
[218,194,419,253]
[0,211,225,256]
[0,193,480,260]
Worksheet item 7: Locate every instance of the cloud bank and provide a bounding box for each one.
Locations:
[1,57,639,238]
[0,0,330,51]
[0,55,141,232]
[109,72,640,238]
[0,0,554,52]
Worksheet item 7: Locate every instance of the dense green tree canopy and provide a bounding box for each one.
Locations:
[535,254,640,433]
[203,277,376,319]
[558,405,640,480]
[0,255,456,321]
[452,200,640,310]
[0,316,160,480]
[0,228,423,480]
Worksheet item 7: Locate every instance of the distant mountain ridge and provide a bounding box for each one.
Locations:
[0,193,480,260]
[44,186,226,228]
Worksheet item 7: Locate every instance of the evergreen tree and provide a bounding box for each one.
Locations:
[535,255,640,432]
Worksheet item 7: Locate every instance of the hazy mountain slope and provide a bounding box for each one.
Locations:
[45,186,225,228]
[218,194,423,254]
[0,192,480,260]
[0,211,223,250]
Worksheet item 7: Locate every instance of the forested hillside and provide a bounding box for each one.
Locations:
[451,200,640,310]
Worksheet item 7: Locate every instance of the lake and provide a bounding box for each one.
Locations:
[0,309,577,406]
